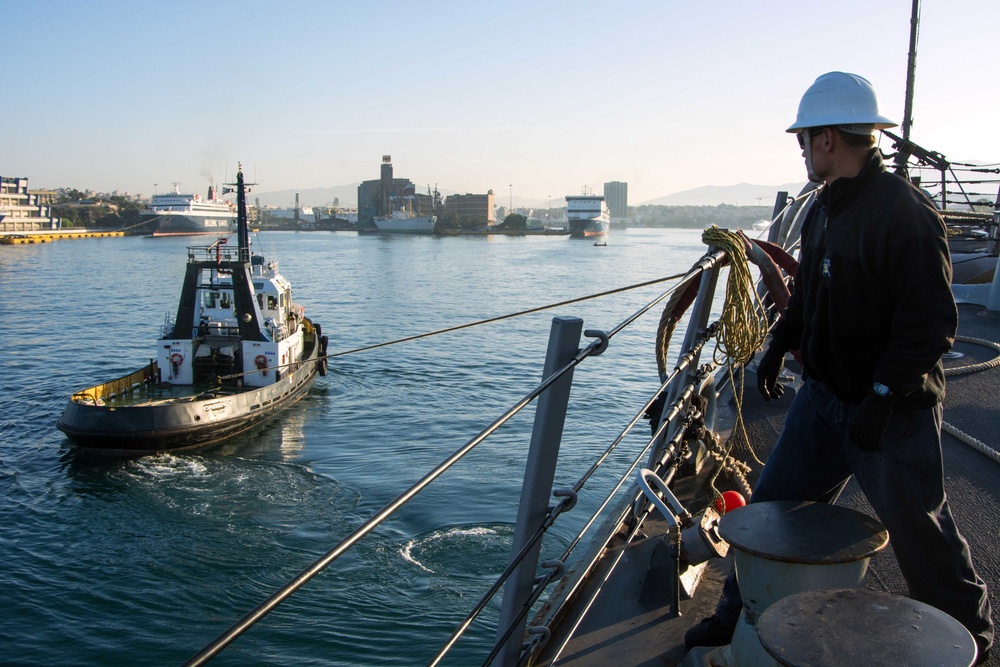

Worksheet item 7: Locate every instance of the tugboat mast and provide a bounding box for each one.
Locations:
[228,163,255,264]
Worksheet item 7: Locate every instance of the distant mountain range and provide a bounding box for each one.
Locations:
[638,182,808,207]
[252,181,809,209]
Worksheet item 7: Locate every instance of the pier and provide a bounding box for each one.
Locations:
[0,230,126,244]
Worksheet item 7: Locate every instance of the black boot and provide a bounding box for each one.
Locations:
[684,615,737,649]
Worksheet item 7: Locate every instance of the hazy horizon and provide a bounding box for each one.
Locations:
[4,1,997,203]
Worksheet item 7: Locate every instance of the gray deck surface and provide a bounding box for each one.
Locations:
[538,302,1000,666]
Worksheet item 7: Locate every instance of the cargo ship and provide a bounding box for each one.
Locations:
[373,207,437,234]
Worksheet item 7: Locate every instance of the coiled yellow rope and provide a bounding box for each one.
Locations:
[701,225,769,365]
[701,225,771,469]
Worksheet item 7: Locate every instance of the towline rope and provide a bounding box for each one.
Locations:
[942,335,1000,464]
[214,271,690,383]
[323,271,690,359]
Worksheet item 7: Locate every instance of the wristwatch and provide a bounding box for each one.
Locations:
[872,382,893,398]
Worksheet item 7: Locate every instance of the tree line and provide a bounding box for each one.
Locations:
[51,192,146,229]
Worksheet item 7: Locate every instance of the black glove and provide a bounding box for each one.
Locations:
[848,393,896,451]
[756,344,786,401]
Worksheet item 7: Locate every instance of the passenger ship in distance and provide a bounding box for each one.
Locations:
[141,183,236,236]
[566,193,610,238]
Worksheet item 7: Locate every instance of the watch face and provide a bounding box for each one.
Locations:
[873,383,891,397]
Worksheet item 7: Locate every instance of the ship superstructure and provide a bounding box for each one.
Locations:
[566,194,610,238]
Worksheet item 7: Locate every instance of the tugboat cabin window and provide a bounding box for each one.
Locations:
[267,295,279,310]
[202,290,234,312]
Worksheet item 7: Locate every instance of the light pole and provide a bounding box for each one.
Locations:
[509,184,512,212]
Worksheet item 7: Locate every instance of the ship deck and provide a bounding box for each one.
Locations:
[538,301,1000,666]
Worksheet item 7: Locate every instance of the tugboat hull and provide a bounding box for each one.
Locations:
[58,337,321,456]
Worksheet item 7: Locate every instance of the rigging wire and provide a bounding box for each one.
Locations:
[219,270,693,383]
[323,271,689,359]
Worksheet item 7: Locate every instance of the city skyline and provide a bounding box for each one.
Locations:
[3,1,998,203]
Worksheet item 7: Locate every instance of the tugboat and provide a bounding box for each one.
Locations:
[57,165,328,456]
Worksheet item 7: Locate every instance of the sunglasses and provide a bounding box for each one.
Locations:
[797,128,825,149]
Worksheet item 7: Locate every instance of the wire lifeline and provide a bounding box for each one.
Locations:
[324,271,692,360]
[184,329,613,666]
[215,271,692,384]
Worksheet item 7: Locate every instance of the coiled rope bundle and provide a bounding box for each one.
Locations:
[701,225,769,366]
[698,225,776,484]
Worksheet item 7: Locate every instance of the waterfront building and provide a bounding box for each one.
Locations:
[604,180,629,229]
[1,176,61,233]
[357,155,417,227]
[444,191,495,224]
[603,181,628,218]
[267,206,317,221]
[411,192,436,216]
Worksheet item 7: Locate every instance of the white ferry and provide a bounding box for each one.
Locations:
[566,194,610,238]
[142,183,236,236]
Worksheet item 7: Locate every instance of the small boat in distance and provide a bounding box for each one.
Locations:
[141,183,237,236]
[566,192,610,238]
[57,166,328,456]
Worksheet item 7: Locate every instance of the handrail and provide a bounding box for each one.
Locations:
[526,381,710,665]
[461,350,721,666]
[183,248,731,667]
[183,328,610,666]
[71,361,158,403]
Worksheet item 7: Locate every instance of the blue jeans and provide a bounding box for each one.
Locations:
[715,378,993,654]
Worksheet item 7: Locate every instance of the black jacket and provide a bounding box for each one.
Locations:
[770,150,957,409]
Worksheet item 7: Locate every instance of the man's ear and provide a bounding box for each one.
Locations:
[816,127,835,152]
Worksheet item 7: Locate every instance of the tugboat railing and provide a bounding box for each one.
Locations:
[70,361,159,403]
[183,247,733,667]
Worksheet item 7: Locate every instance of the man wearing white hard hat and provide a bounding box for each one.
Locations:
[684,72,994,664]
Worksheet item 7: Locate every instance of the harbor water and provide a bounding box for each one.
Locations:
[0,228,716,666]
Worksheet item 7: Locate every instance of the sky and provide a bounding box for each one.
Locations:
[3,0,998,205]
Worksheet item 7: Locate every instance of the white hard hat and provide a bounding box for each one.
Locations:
[786,72,897,133]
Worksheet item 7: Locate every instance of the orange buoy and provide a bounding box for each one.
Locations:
[715,490,747,514]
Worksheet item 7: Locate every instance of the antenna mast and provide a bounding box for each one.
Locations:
[893,0,920,177]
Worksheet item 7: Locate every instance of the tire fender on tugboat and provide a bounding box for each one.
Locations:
[318,335,329,376]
